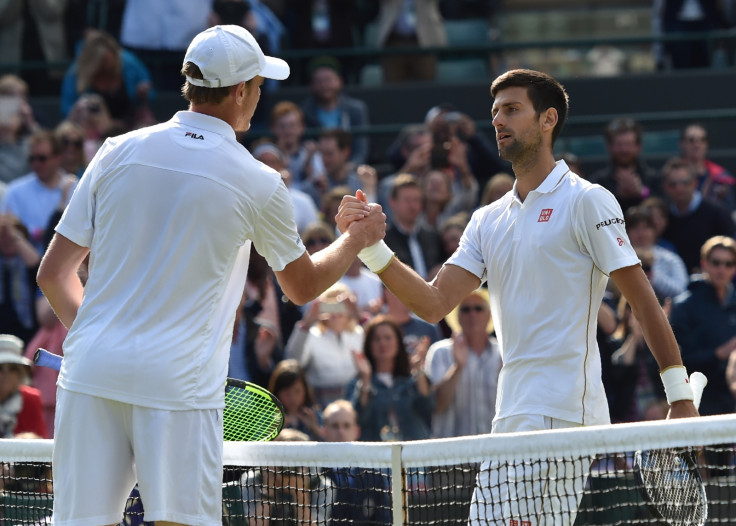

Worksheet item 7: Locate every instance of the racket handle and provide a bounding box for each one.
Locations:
[689,371,707,410]
[34,348,62,371]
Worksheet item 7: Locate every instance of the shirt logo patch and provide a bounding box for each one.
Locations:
[617,237,625,246]
[538,209,553,222]
[185,131,204,140]
[508,520,532,526]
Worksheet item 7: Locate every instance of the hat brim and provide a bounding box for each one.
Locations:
[261,56,290,80]
[0,351,32,368]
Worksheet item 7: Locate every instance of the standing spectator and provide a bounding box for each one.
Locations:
[374,0,448,83]
[301,56,370,165]
[678,122,735,211]
[0,214,40,343]
[347,314,434,441]
[424,288,501,438]
[625,206,689,300]
[321,399,392,525]
[0,334,46,438]
[268,359,323,440]
[588,117,661,212]
[661,157,735,273]
[655,0,726,69]
[285,283,363,407]
[1,130,77,252]
[670,235,736,417]
[60,30,155,130]
[384,173,443,278]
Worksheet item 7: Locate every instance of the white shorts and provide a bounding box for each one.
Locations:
[52,388,223,526]
[468,415,591,526]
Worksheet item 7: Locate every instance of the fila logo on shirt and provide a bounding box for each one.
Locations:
[185,131,205,140]
[537,209,553,222]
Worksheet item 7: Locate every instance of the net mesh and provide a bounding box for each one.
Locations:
[1,415,736,525]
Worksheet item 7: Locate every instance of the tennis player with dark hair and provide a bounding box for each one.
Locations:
[37,25,385,526]
[338,68,699,525]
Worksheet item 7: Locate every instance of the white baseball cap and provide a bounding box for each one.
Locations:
[183,25,289,87]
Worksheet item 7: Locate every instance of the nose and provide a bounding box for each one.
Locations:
[492,112,503,128]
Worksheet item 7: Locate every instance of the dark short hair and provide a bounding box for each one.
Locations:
[604,117,643,144]
[624,206,655,231]
[307,55,342,77]
[490,69,569,144]
[181,62,235,105]
[319,128,352,150]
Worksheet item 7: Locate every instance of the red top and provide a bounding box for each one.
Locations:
[14,385,48,438]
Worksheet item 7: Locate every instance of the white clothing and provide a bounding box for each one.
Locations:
[285,325,362,391]
[289,186,319,234]
[339,267,383,310]
[650,244,689,299]
[446,161,638,426]
[120,0,212,51]
[469,414,588,526]
[56,111,305,410]
[53,388,222,526]
[424,337,502,438]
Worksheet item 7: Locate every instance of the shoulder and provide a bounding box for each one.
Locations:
[5,173,36,192]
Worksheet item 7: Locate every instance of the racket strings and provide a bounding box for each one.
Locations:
[638,448,706,525]
[224,384,284,442]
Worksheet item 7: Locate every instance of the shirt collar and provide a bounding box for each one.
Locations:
[511,160,570,202]
[171,111,236,141]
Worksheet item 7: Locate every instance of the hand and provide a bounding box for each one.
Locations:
[346,203,386,249]
[456,113,476,139]
[351,349,372,381]
[452,333,469,369]
[301,301,321,328]
[410,335,430,373]
[667,399,700,419]
[254,325,277,368]
[297,406,321,434]
[335,192,370,234]
[356,164,377,196]
[402,141,432,174]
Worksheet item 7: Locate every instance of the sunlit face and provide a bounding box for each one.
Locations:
[277,381,306,415]
[627,222,656,248]
[680,125,708,161]
[663,167,696,207]
[323,408,359,442]
[271,110,304,143]
[29,139,61,184]
[491,86,544,164]
[234,77,263,132]
[369,323,399,364]
[457,295,491,336]
[390,186,422,226]
[319,136,350,174]
[702,247,736,289]
[423,170,451,203]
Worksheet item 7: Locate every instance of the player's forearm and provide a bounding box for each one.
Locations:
[378,260,447,323]
[36,272,83,329]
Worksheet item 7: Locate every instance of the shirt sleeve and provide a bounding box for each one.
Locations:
[573,185,639,275]
[251,181,306,272]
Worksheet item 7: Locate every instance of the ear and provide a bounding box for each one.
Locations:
[541,107,558,133]
[234,82,248,105]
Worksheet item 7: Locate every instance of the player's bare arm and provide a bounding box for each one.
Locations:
[37,233,90,329]
[275,206,386,305]
[610,263,699,420]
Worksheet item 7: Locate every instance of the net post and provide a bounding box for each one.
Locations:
[391,443,406,526]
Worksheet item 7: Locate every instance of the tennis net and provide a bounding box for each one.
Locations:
[1,414,736,525]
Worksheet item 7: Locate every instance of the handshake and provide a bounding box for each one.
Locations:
[336,190,395,274]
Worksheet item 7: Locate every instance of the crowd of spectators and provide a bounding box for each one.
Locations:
[2,1,736,458]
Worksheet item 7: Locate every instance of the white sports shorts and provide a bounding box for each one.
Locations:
[468,414,591,526]
[52,388,223,526]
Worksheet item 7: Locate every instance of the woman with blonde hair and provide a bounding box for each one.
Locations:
[285,283,363,407]
[60,29,155,129]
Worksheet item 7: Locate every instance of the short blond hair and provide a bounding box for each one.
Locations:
[701,235,736,261]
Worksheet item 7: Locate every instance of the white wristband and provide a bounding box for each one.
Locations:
[358,240,395,274]
[660,365,694,404]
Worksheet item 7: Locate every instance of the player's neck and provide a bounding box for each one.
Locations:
[513,152,557,202]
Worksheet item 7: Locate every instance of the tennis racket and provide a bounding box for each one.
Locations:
[633,371,708,526]
[33,348,285,442]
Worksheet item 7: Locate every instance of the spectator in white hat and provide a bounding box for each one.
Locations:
[0,334,46,438]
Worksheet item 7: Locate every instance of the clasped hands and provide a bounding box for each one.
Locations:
[335,189,386,250]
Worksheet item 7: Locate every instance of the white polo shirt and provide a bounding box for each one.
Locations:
[446,161,638,425]
[56,111,305,410]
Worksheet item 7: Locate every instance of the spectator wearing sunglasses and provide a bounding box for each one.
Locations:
[424,288,501,439]
[660,157,735,274]
[54,121,87,178]
[0,130,77,253]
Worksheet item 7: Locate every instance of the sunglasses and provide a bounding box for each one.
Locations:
[0,364,22,374]
[459,305,486,314]
[306,237,331,247]
[666,179,692,188]
[28,154,50,163]
[708,258,736,268]
[62,137,83,148]
[685,136,707,143]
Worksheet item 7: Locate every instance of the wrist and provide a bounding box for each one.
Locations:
[660,365,694,404]
[358,240,394,274]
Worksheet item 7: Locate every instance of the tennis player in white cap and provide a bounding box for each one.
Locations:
[38,25,385,526]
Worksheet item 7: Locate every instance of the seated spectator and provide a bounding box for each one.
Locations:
[588,117,660,211]
[661,157,735,273]
[382,286,443,352]
[269,101,323,190]
[321,399,392,525]
[640,196,678,253]
[67,94,118,164]
[268,359,323,440]
[346,315,434,441]
[438,212,469,261]
[0,214,40,343]
[241,428,335,525]
[384,173,443,279]
[339,258,383,320]
[1,129,78,252]
[678,122,735,211]
[304,129,363,206]
[419,169,460,231]
[54,120,87,178]
[480,172,515,207]
[301,56,370,165]
[424,288,501,438]
[0,75,38,184]
[285,283,362,408]
[625,206,689,300]
[302,221,336,256]
[0,334,46,438]
[61,29,155,130]
[374,0,447,83]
